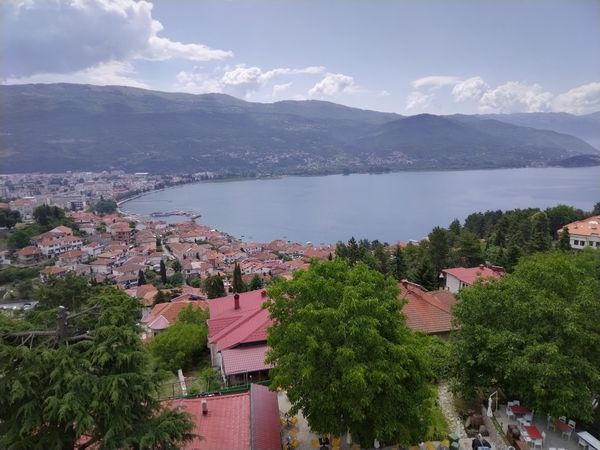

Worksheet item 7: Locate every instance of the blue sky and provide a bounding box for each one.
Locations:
[2,0,599,114]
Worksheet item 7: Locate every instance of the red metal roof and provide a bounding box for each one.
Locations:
[399,281,457,335]
[250,384,281,450]
[167,393,251,450]
[442,265,503,286]
[210,307,272,351]
[208,289,269,319]
[221,344,273,376]
[165,384,281,450]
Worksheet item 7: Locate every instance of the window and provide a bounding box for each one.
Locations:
[573,240,579,245]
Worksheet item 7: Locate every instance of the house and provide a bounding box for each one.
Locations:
[399,280,457,338]
[441,264,504,294]
[40,265,69,281]
[8,197,37,221]
[560,215,600,249]
[136,284,159,307]
[166,383,281,450]
[16,246,42,264]
[57,249,88,267]
[37,236,83,258]
[0,250,12,266]
[141,297,208,338]
[207,290,273,386]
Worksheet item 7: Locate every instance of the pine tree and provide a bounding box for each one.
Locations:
[137,270,146,286]
[528,212,552,253]
[392,245,407,281]
[159,260,167,285]
[449,218,461,235]
[249,274,264,290]
[411,256,437,291]
[558,226,571,250]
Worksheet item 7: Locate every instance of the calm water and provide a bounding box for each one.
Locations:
[123,167,600,244]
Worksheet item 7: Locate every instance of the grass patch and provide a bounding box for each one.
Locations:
[426,403,450,441]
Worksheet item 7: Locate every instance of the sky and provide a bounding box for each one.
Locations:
[1,0,599,115]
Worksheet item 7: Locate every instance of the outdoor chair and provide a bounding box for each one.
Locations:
[558,416,567,423]
[507,405,515,419]
[561,427,572,440]
[533,431,546,449]
[578,437,588,450]
[524,412,534,422]
[568,420,576,429]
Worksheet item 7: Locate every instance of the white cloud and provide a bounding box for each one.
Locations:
[1,0,232,79]
[479,81,553,113]
[452,77,489,102]
[3,61,149,88]
[272,82,293,96]
[405,91,433,111]
[412,75,460,90]
[308,73,357,97]
[552,82,600,114]
[174,65,324,97]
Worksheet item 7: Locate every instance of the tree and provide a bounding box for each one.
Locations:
[452,251,600,421]
[266,259,435,445]
[409,256,437,291]
[0,288,195,449]
[545,204,583,238]
[92,199,118,215]
[138,269,146,286]
[456,230,483,266]
[428,227,450,283]
[0,208,21,229]
[249,274,264,290]
[448,218,461,236]
[150,322,208,371]
[33,275,92,311]
[33,205,68,228]
[528,211,552,253]
[177,304,209,326]
[172,259,182,273]
[391,245,407,281]
[232,262,245,293]
[558,227,571,250]
[593,201,600,216]
[204,275,225,299]
[159,260,168,285]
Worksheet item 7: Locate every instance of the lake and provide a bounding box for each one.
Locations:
[122,167,600,244]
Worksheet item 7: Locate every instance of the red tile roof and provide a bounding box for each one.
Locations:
[399,281,457,335]
[222,344,273,376]
[142,300,208,331]
[562,215,600,237]
[250,384,281,450]
[442,265,504,286]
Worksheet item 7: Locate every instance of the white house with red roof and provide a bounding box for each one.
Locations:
[560,215,600,249]
[441,264,504,294]
[207,290,273,386]
[166,383,280,450]
[399,280,457,338]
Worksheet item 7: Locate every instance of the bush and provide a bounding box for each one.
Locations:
[149,323,208,372]
[0,267,39,285]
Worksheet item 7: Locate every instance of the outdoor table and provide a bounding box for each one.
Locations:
[524,425,543,440]
[555,420,571,432]
[578,431,600,450]
[511,405,530,415]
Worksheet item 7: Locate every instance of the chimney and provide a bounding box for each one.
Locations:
[234,293,240,310]
[261,289,267,298]
[201,399,208,415]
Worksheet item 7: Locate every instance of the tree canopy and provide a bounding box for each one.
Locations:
[452,250,600,421]
[266,259,435,445]
[0,287,194,449]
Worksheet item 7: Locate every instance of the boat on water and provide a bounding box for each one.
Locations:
[149,210,201,218]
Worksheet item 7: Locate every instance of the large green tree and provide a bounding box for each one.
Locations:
[203,275,225,299]
[428,227,450,283]
[150,322,208,372]
[0,288,194,449]
[266,259,435,445]
[452,250,600,421]
[232,262,245,293]
[0,208,21,229]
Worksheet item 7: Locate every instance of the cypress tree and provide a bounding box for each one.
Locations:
[232,263,245,293]
[137,270,146,286]
[159,260,167,285]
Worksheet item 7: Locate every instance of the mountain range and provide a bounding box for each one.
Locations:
[0,83,598,174]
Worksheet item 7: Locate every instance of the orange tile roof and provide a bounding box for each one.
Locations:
[443,265,504,286]
[142,300,208,331]
[562,215,600,237]
[399,281,457,335]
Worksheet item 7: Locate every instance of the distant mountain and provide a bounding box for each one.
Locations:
[0,83,598,174]
[477,112,600,149]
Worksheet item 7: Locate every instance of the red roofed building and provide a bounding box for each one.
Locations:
[207,290,273,385]
[166,383,280,450]
[141,297,208,338]
[399,280,457,338]
[442,264,504,294]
